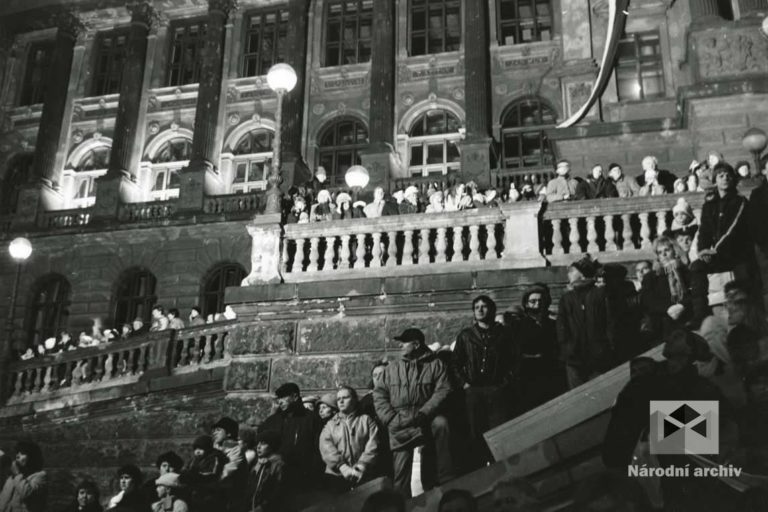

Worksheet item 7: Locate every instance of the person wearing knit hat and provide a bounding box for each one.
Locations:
[671,197,695,230]
[559,254,613,389]
[318,392,339,424]
[249,430,287,512]
[153,472,189,512]
[210,416,247,511]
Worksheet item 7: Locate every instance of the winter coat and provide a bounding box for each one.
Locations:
[180,449,228,508]
[556,279,613,372]
[0,471,47,512]
[585,176,618,199]
[697,191,754,270]
[453,323,517,388]
[544,176,579,202]
[319,412,380,479]
[612,175,640,198]
[248,454,286,512]
[748,177,768,254]
[150,497,188,512]
[106,489,151,512]
[640,265,692,341]
[258,401,322,486]
[373,347,451,450]
[212,440,247,512]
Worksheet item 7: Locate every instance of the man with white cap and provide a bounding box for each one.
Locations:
[545,160,579,202]
[152,473,188,512]
[399,186,421,214]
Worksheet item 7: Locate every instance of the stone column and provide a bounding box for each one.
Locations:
[178,0,236,212]
[242,213,283,285]
[279,0,311,191]
[15,11,83,226]
[737,0,768,17]
[689,0,724,22]
[93,1,156,219]
[360,0,396,190]
[460,0,492,188]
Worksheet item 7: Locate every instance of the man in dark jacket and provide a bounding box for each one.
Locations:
[258,383,322,492]
[374,328,455,497]
[584,164,618,199]
[691,162,761,325]
[453,296,517,467]
[557,255,613,389]
[248,430,287,512]
[211,416,248,512]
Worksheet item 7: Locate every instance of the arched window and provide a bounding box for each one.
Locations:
[407,109,461,176]
[26,275,70,348]
[317,118,368,186]
[114,268,157,327]
[151,137,191,201]
[500,98,556,170]
[0,153,33,214]
[232,129,274,193]
[65,145,111,208]
[201,263,246,317]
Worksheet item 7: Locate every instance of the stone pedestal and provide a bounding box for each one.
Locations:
[460,138,493,189]
[360,144,394,191]
[91,173,140,220]
[500,202,547,267]
[177,161,216,212]
[243,213,283,285]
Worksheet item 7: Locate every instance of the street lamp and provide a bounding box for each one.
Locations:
[742,127,767,173]
[3,238,31,395]
[345,165,370,203]
[265,63,298,215]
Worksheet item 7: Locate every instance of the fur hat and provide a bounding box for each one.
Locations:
[211,417,239,439]
[302,395,319,405]
[318,392,338,411]
[274,382,300,398]
[192,435,213,452]
[570,254,600,279]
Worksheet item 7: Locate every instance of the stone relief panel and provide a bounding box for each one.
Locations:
[693,27,768,81]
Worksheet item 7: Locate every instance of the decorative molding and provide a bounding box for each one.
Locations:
[53,10,86,40]
[693,27,768,80]
[126,1,160,29]
[67,136,113,168]
[208,0,239,18]
[144,126,193,160]
[222,116,276,151]
[397,96,465,134]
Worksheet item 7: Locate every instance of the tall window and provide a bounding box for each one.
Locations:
[167,22,207,86]
[92,31,128,96]
[317,118,368,185]
[243,9,288,76]
[231,129,274,193]
[150,137,191,200]
[324,0,373,66]
[616,31,665,102]
[0,153,33,214]
[409,0,461,56]
[69,146,110,208]
[497,0,553,45]
[201,263,246,317]
[114,268,157,326]
[500,98,556,169]
[408,110,461,176]
[21,41,55,105]
[27,275,70,349]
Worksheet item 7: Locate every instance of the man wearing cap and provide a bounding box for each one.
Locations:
[248,430,286,512]
[152,473,188,512]
[374,328,454,496]
[545,160,580,203]
[258,382,322,491]
[557,255,613,389]
[691,162,762,325]
[211,416,247,511]
[453,295,518,467]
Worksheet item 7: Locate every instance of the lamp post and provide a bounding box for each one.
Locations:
[2,237,32,399]
[265,63,298,215]
[345,165,370,203]
[742,127,768,174]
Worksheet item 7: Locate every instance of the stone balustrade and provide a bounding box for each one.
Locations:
[203,192,263,215]
[541,192,705,265]
[492,167,553,192]
[117,200,177,222]
[169,320,236,371]
[37,208,92,229]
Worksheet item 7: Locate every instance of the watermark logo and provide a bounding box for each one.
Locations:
[649,401,718,455]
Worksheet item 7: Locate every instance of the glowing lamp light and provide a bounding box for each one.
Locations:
[345,165,370,189]
[266,63,298,93]
[8,237,32,261]
[742,127,768,154]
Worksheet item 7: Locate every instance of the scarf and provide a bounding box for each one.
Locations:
[662,260,686,304]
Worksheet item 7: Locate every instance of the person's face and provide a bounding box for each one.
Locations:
[167,312,176,320]
[119,474,134,492]
[656,243,676,264]
[316,170,327,183]
[256,441,271,458]
[673,211,691,226]
[674,181,687,193]
[372,365,385,387]
[399,340,418,357]
[122,325,131,335]
[456,184,465,196]
[635,262,651,281]
[708,154,720,167]
[77,488,97,507]
[152,309,161,319]
[567,266,583,284]
[726,294,748,326]
[374,187,384,201]
[132,320,142,330]
[212,427,227,444]
[526,292,543,313]
[318,403,334,419]
[687,174,698,190]
[61,332,70,342]
[715,171,733,192]
[473,299,493,323]
[158,461,172,475]
[642,158,656,171]
[608,167,621,180]
[277,393,298,411]
[193,448,204,457]
[675,235,693,253]
[591,166,602,179]
[190,309,199,319]
[156,485,168,499]
[337,388,355,414]
[644,169,658,183]
[440,496,474,512]
[737,164,749,177]
[557,162,570,175]
[15,452,28,468]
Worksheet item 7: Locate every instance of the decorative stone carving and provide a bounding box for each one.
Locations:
[243,220,282,285]
[452,87,465,100]
[71,129,84,143]
[494,84,508,96]
[312,103,325,115]
[251,113,261,123]
[401,93,414,106]
[126,0,159,28]
[397,63,410,83]
[228,112,240,125]
[170,122,179,131]
[362,98,370,110]
[564,80,594,118]
[337,102,347,114]
[208,0,238,17]
[93,131,102,140]
[227,86,239,102]
[147,95,159,110]
[694,29,768,80]
[53,10,86,40]
[98,98,107,108]
[148,121,160,134]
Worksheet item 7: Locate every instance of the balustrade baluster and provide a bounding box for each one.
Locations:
[308,237,320,271]
[469,224,481,261]
[621,214,632,250]
[339,235,352,269]
[568,218,580,254]
[42,365,53,393]
[214,333,225,360]
[72,361,83,386]
[127,349,137,375]
[418,228,430,264]
[639,213,652,249]
[586,216,599,253]
[13,371,23,397]
[485,223,497,259]
[281,238,290,274]
[93,356,105,382]
[81,360,92,383]
[104,353,114,380]
[354,233,366,269]
[138,346,148,373]
[371,232,382,267]
[656,210,668,239]
[402,230,414,265]
[295,238,306,272]
[551,219,564,256]
[386,231,397,266]
[323,236,336,270]
[203,335,213,363]
[436,227,448,262]
[604,215,617,251]
[33,367,43,393]
[451,226,463,261]
[178,337,189,366]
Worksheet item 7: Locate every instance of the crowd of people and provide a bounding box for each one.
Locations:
[19,306,237,362]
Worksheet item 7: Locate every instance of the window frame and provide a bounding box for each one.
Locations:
[496,0,554,46]
[20,41,55,106]
[26,275,71,349]
[242,8,288,76]
[323,0,373,67]
[113,268,157,327]
[408,0,462,57]
[615,30,665,102]
[231,128,275,193]
[166,20,207,87]
[407,109,462,177]
[201,263,247,317]
[91,29,129,96]
[500,98,557,170]
[316,118,369,186]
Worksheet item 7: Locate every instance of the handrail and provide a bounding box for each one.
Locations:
[118,199,177,222]
[543,192,705,219]
[36,207,93,229]
[204,191,263,215]
[170,320,237,369]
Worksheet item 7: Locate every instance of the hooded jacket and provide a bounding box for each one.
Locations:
[373,346,451,450]
[556,279,613,371]
[319,411,380,478]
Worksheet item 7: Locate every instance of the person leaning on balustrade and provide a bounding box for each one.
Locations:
[545,160,580,202]
[363,187,386,218]
[607,163,640,198]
